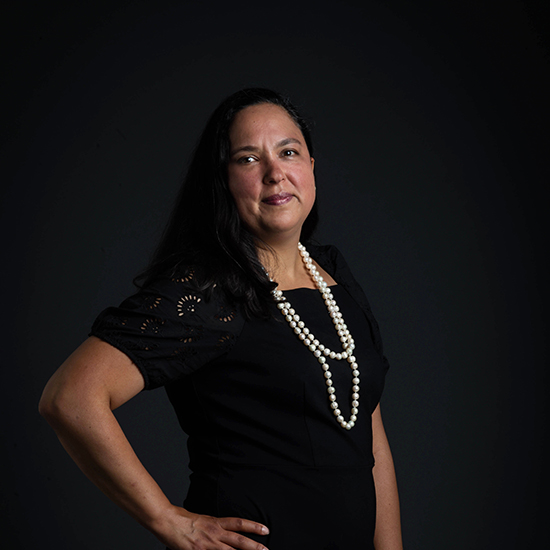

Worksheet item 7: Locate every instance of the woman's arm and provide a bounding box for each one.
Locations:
[372,403,403,550]
[39,336,269,550]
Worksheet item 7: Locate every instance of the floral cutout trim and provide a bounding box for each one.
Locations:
[177,294,202,316]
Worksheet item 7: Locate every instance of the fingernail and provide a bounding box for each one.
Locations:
[262,525,270,534]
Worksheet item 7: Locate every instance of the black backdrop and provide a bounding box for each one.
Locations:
[2,1,548,548]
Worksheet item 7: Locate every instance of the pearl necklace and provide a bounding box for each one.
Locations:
[270,243,360,430]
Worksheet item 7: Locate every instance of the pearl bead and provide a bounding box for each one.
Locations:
[271,242,361,430]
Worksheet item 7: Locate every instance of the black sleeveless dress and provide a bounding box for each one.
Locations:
[90,244,389,549]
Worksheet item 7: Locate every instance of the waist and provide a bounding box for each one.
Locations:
[185,463,376,522]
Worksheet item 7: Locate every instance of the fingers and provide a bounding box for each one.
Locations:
[218,516,269,536]
[156,509,270,550]
[217,517,269,550]
[220,531,269,550]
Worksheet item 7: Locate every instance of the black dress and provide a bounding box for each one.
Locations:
[90,244,389,549]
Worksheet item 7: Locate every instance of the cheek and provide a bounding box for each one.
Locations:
[302,172,316,201]
[228,182,259,219]
[230,184,257,206]
[228,170,257,200]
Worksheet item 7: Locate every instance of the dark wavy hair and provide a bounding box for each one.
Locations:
[135,88,318,318]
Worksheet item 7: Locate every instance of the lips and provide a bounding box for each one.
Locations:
[262,192,293,206]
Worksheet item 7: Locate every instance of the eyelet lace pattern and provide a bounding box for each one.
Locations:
[90,245,389,390]
[90,267,243,389]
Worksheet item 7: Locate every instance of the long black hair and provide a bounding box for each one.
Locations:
[135,88,319,318]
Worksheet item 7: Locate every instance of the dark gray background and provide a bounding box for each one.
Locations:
[2,1,548,548]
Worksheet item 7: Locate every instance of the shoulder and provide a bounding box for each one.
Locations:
[137,265,246,336]
[307,242,389,365]
[133,266,241,321]
[306,242,354,282]
[91,265,245,389]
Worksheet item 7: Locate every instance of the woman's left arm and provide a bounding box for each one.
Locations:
[372,403,403,550]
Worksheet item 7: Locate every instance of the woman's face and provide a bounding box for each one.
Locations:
[227,103,315,245]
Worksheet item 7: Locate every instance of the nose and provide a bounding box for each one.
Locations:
[262,158,285,185]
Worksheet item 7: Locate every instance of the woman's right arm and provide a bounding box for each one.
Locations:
[39,336,269,550]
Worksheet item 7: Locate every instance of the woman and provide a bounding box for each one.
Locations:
[40,88,403,549]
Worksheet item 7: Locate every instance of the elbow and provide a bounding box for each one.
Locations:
[38,381,87,429]
[39,388,69,427]
[38,393,50,419]
[39,375,108,431]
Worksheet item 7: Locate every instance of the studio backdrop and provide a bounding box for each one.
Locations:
[2,1,547,548]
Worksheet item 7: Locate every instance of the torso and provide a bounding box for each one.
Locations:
[166,284,385,549]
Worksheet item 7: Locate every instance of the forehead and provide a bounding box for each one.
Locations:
[229,103,303,141]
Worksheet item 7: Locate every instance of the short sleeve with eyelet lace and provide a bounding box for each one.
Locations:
[89,270,244,390]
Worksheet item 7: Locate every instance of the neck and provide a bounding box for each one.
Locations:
[258,238,314,290]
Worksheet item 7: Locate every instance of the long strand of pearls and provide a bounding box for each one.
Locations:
[270,243,360,430]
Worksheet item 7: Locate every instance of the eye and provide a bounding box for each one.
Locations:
[281,149,297,158]
[237,155,257,164]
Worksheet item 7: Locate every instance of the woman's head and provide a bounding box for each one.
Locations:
[139,88,318,315]
[183,87,318,247]
[227,102,316,246]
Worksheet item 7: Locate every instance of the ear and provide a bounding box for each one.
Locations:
[310,157,315,171]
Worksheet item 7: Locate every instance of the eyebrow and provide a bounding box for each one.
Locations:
[230,137,303,157]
